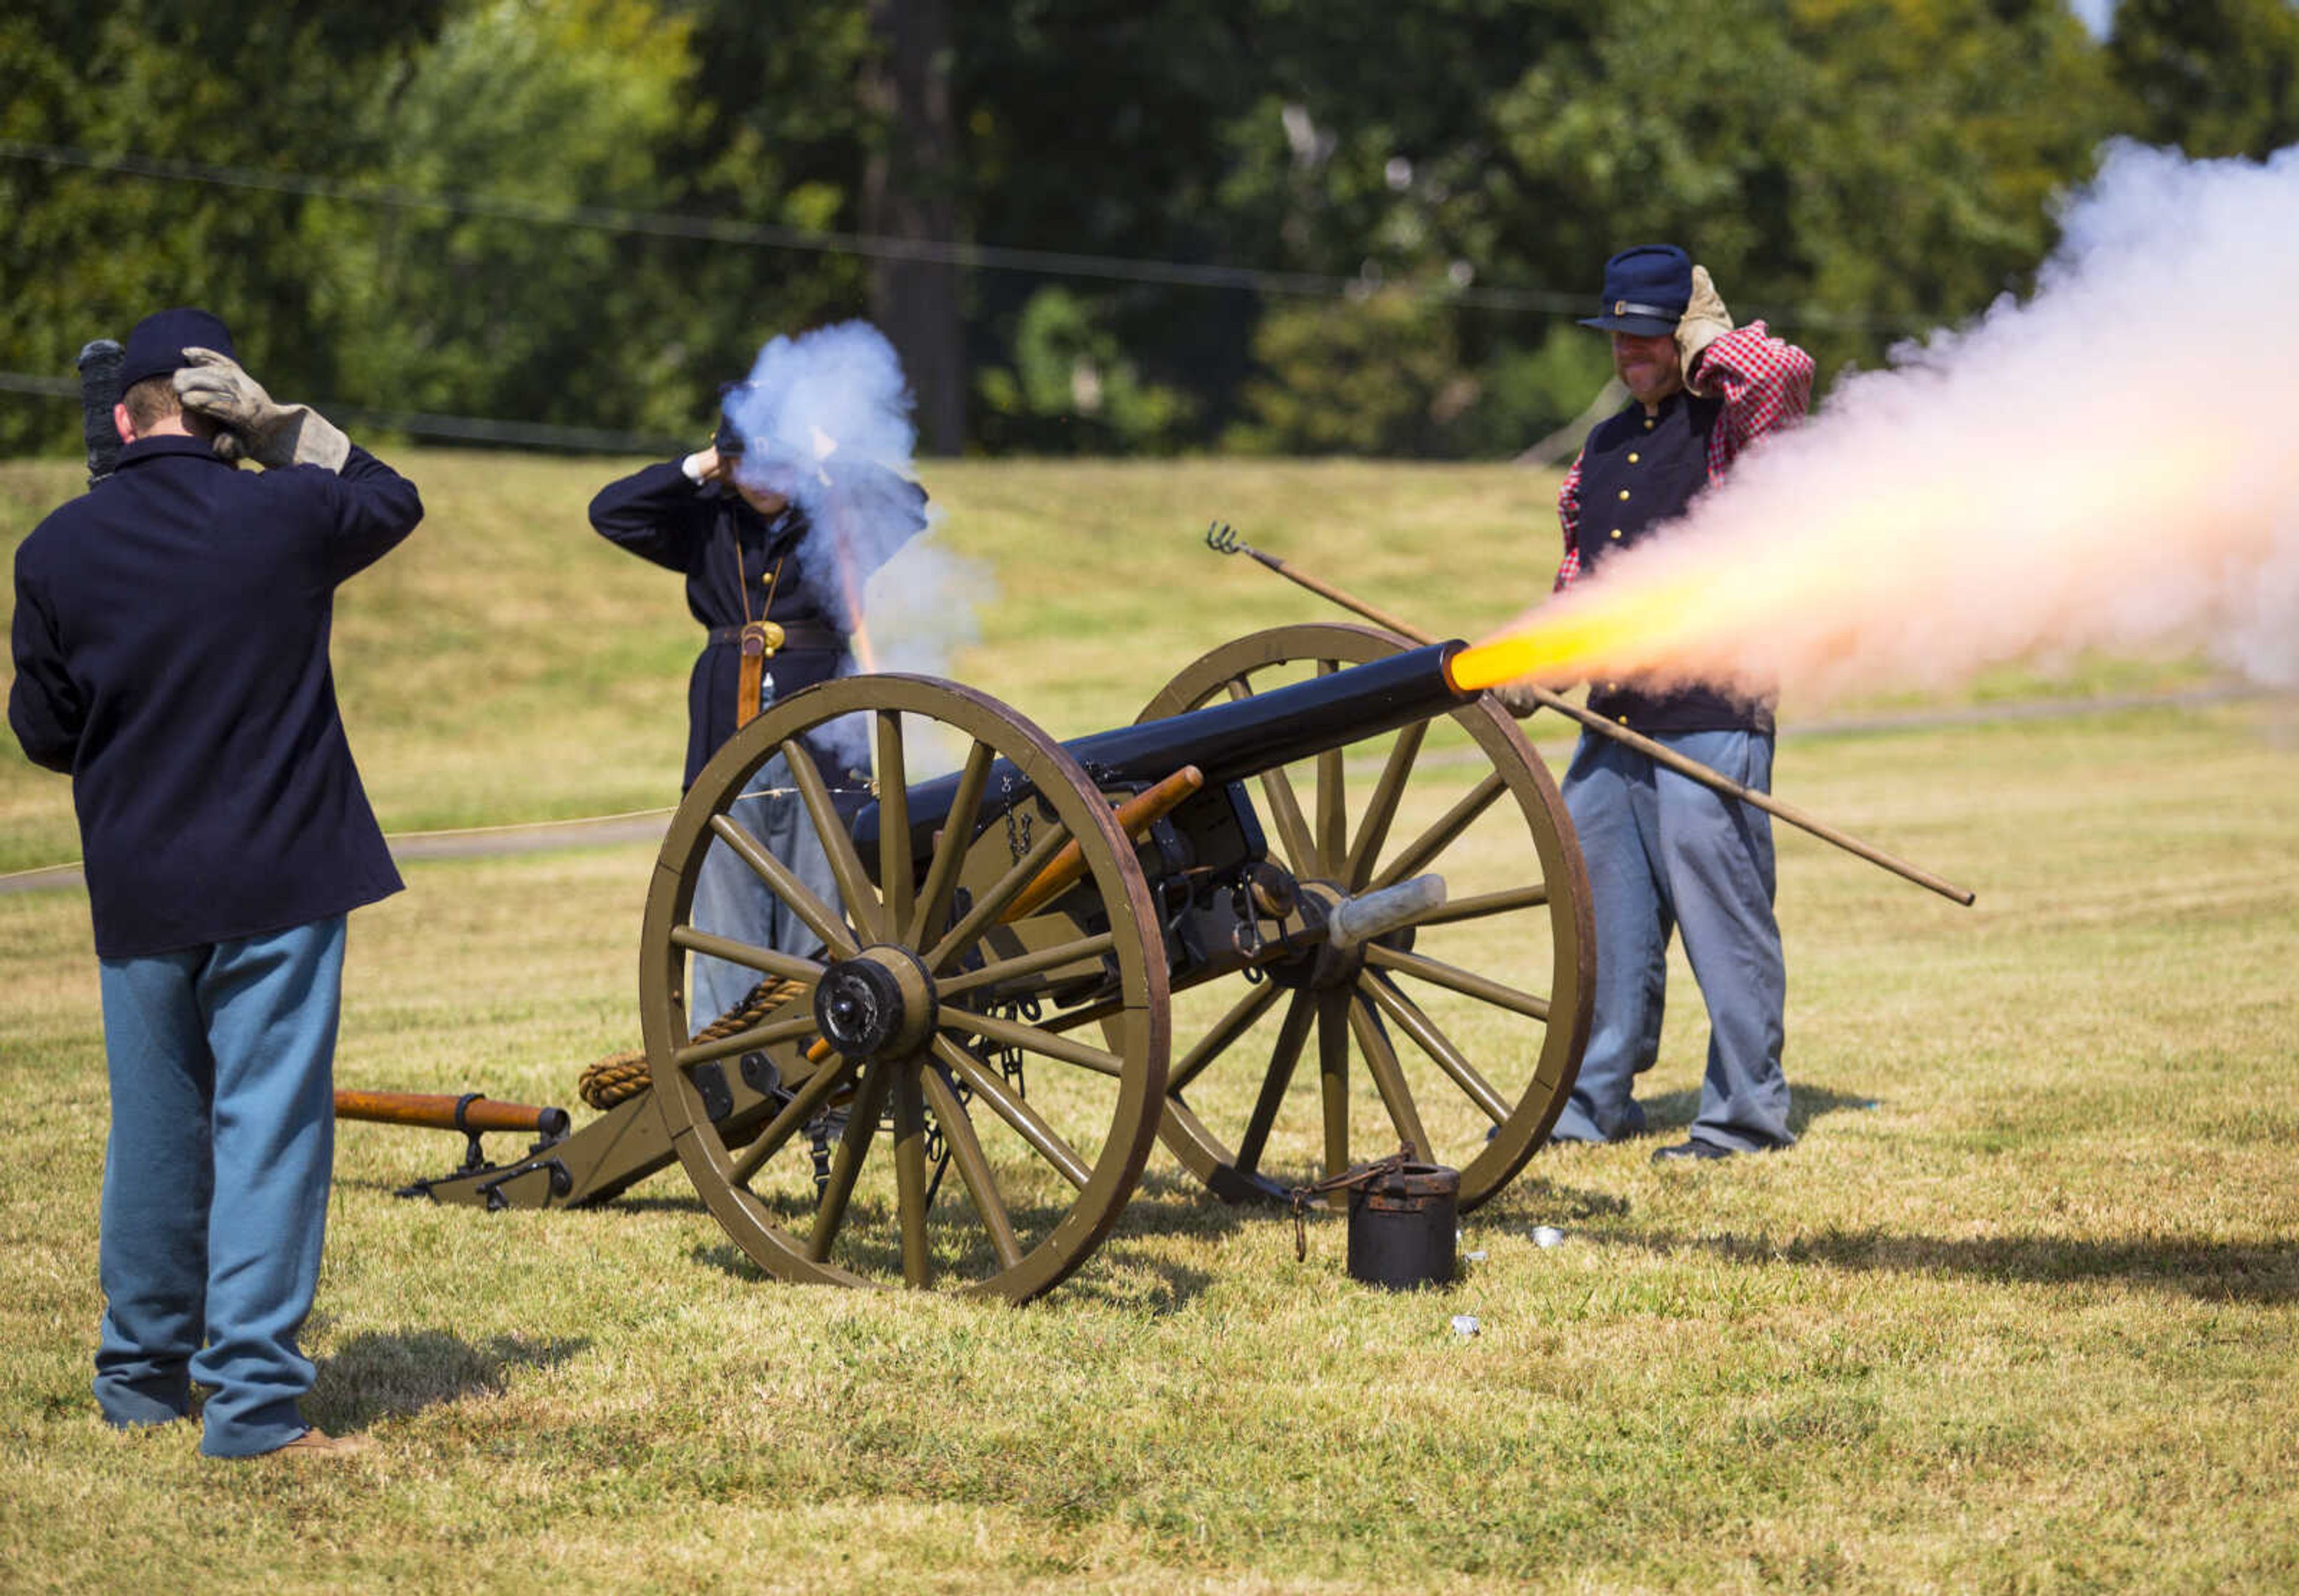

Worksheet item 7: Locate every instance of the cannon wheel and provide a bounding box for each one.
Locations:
[1139,623,1594,1210]
[639,674,1169,1301]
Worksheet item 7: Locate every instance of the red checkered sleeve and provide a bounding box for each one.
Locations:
[1697,320,1814,484]
[1552,320,1810,592]
[1553,451,1585,592]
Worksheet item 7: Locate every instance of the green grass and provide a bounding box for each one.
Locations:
[3,452,2296,1592]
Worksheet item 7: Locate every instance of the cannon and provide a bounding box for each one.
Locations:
[347,623,1596,1300]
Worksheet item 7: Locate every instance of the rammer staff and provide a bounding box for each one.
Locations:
[1204,522,1977,906]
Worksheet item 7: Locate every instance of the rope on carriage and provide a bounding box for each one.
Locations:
[576,974,808,1109]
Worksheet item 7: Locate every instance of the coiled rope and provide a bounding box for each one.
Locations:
[576,973,808,1109]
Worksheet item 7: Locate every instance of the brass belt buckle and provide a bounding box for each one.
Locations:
[739,620,785,660]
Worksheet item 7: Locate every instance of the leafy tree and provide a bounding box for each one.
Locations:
[0,1,446,453]
[1464,0,2120,388]
[1227,287,1464,454]
[975,286,1197,453]
[2107,0,2299,157]
[311,0,697,433]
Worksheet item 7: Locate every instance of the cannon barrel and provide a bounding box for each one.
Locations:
[858,640,1470,859]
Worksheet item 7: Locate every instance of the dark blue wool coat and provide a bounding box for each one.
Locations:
[9,436,423,957]
[588,461,850,790]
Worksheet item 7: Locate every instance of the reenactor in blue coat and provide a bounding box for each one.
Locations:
[590,376,926,1028]
[8,308,423,1458]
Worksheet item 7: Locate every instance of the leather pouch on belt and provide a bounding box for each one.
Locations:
[734,620,785,728]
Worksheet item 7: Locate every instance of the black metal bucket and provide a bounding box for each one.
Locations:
[1344,1160,1459,1291]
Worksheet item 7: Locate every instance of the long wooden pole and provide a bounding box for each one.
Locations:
[334,1090,572,1139]
[1214,532,1976,906]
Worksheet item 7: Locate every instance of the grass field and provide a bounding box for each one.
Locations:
[2,451,2295,1592]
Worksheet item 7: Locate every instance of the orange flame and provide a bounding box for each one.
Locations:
[1448,572,1717,694]
[836,545,876,673]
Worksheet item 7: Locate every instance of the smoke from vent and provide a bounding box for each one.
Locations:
[1475,141,2299,705]
[722,321,990,774]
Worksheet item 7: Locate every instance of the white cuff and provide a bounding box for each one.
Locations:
[680,451,711,484]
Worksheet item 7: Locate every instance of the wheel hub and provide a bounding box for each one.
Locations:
[1262,881,1365,992]
[812,944,938,1061]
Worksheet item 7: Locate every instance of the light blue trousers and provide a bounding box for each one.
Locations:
[94,917,344,1457]
[1551,730,1791,1152]
[689,750,845,1030]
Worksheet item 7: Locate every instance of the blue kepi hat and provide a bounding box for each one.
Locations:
[117,307,236,390]
[1579,245,1691,336]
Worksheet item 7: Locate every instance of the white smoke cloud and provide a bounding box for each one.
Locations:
[1515,141,2299,703]
[722,320,992,776]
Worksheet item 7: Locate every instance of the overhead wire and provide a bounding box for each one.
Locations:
[0,138,1934,332]
[0,136,1941,450]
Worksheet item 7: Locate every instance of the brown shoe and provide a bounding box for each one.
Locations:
[271,1427,372,1458]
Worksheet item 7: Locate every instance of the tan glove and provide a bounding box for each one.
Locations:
[1675,266,1734,395]
[173,348,350,472]
[1489,681,1545,719]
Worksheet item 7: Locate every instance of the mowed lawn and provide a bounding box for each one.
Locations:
[2,450,2295,1592]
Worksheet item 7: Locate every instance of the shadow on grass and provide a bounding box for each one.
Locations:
[678,1161,1242,1309]
[1603,1227,2299,1304]
[1634,1080,1879,1137]
[317,1328,590,1425]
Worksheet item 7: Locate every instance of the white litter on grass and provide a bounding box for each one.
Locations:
[1464,1249,1488,1264]
[1449,1315,1481,1339]
[1531,1225,1566,1249]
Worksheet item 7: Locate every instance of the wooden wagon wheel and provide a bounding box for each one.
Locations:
[639,675,1169,1301]
[1138,623,1594,1210]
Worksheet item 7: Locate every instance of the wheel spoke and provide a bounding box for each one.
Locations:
[947,1006,1124,1078]
[1234,990,1315,1178]
[671,1009,823,1070]
[923,816,1075,974]
[707,813,857,960]
[1410,883,1550,927]
[1343,718,1428,890]
[933,1037,1091,1189]
[668,926,825,985]
[1367,770,1506,891]
[1037,997,1126,1036]
[729,1054,858,1185]
[935,931,1117,1002]
[1346,990,1431,1161]
[1168,979,1284,1096]
[807,1058,893,1263]
[1361,972,1511,1125]
[781,736,884,944]
[922,1066,1023,1272]
[875,711,913,937]
[1317,991,1350,1175]
[1316,660,1346,865]
[906,739,996,946]
[1363,942,1551,1021]
[890,1064,933,1288]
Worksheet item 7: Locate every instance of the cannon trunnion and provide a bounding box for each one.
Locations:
[378,624,1594,1302]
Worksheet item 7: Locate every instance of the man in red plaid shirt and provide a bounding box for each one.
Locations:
[1543,245,1814,1161]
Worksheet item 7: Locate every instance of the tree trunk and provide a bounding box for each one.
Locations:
[863,0,965,456]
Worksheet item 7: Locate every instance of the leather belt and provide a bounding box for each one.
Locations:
[706,621,844,651]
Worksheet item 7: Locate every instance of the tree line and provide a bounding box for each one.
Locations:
[2,0,2292,460]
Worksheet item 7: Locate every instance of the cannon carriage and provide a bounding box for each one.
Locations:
[357,622,1596,1301]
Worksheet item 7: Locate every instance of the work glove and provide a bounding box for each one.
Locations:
[174,348,350,472]
[1675,266,1734,396]
[1489,681,1545,719]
